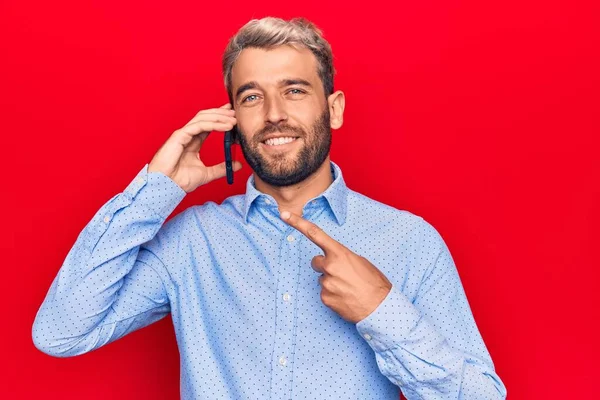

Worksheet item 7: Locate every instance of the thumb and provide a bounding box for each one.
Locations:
[205,160,243,182]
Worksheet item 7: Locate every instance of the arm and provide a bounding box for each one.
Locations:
[32,164,186,357]
[355,219,507,399]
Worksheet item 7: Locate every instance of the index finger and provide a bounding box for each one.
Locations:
[280,211,344,256]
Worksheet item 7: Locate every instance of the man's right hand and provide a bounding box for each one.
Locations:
[148,103,243,193]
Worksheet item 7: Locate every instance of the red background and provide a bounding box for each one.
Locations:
[2,0,598,398]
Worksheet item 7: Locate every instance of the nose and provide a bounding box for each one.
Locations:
[264,95,288,126]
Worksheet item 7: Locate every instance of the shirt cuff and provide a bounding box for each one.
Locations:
[355,284,422,353]
[123,164,187,220]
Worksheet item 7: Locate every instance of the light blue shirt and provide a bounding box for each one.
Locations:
[32,160,506,399]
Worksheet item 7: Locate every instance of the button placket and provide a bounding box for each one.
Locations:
[269,230,300,400]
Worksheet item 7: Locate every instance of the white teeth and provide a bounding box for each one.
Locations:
[264,137,296,146]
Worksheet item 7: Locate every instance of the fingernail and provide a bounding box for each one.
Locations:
[281,211,291,220]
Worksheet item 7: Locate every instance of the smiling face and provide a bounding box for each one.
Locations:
[231,45,334,187]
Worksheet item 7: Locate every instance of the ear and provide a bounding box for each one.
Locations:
[233,125,241,145]
[327,90,345,130]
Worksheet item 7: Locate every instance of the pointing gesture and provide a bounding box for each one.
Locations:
[280,210,393,324]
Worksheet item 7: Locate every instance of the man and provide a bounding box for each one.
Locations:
[32,16,507,399]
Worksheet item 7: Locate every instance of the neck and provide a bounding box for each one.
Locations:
[253,157,333,217]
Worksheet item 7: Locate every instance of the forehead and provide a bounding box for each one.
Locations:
[231,45,320,90]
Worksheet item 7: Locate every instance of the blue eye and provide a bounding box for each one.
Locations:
[242,94,258,103]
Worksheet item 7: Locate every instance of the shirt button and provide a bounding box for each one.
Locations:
[311,200,317,205]
[286,235,295,242]
[265,198,271,205]
[363,333,372,341]
[283,293,291,302]
[103,216,110,223]
[278,356,287,366]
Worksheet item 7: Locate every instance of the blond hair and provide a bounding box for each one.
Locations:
[222,17,336,104]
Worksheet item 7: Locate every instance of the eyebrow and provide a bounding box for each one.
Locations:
[235,78,313,100]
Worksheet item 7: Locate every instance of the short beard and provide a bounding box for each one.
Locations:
[237,108,332,187]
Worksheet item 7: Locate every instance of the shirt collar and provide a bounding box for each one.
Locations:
[242,160,348,226]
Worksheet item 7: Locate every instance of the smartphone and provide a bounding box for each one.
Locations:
[224,125,238,184]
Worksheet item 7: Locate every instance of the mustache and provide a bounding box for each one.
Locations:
[256,124,305,142]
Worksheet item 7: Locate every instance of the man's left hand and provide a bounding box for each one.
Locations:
[280,210,392,324]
